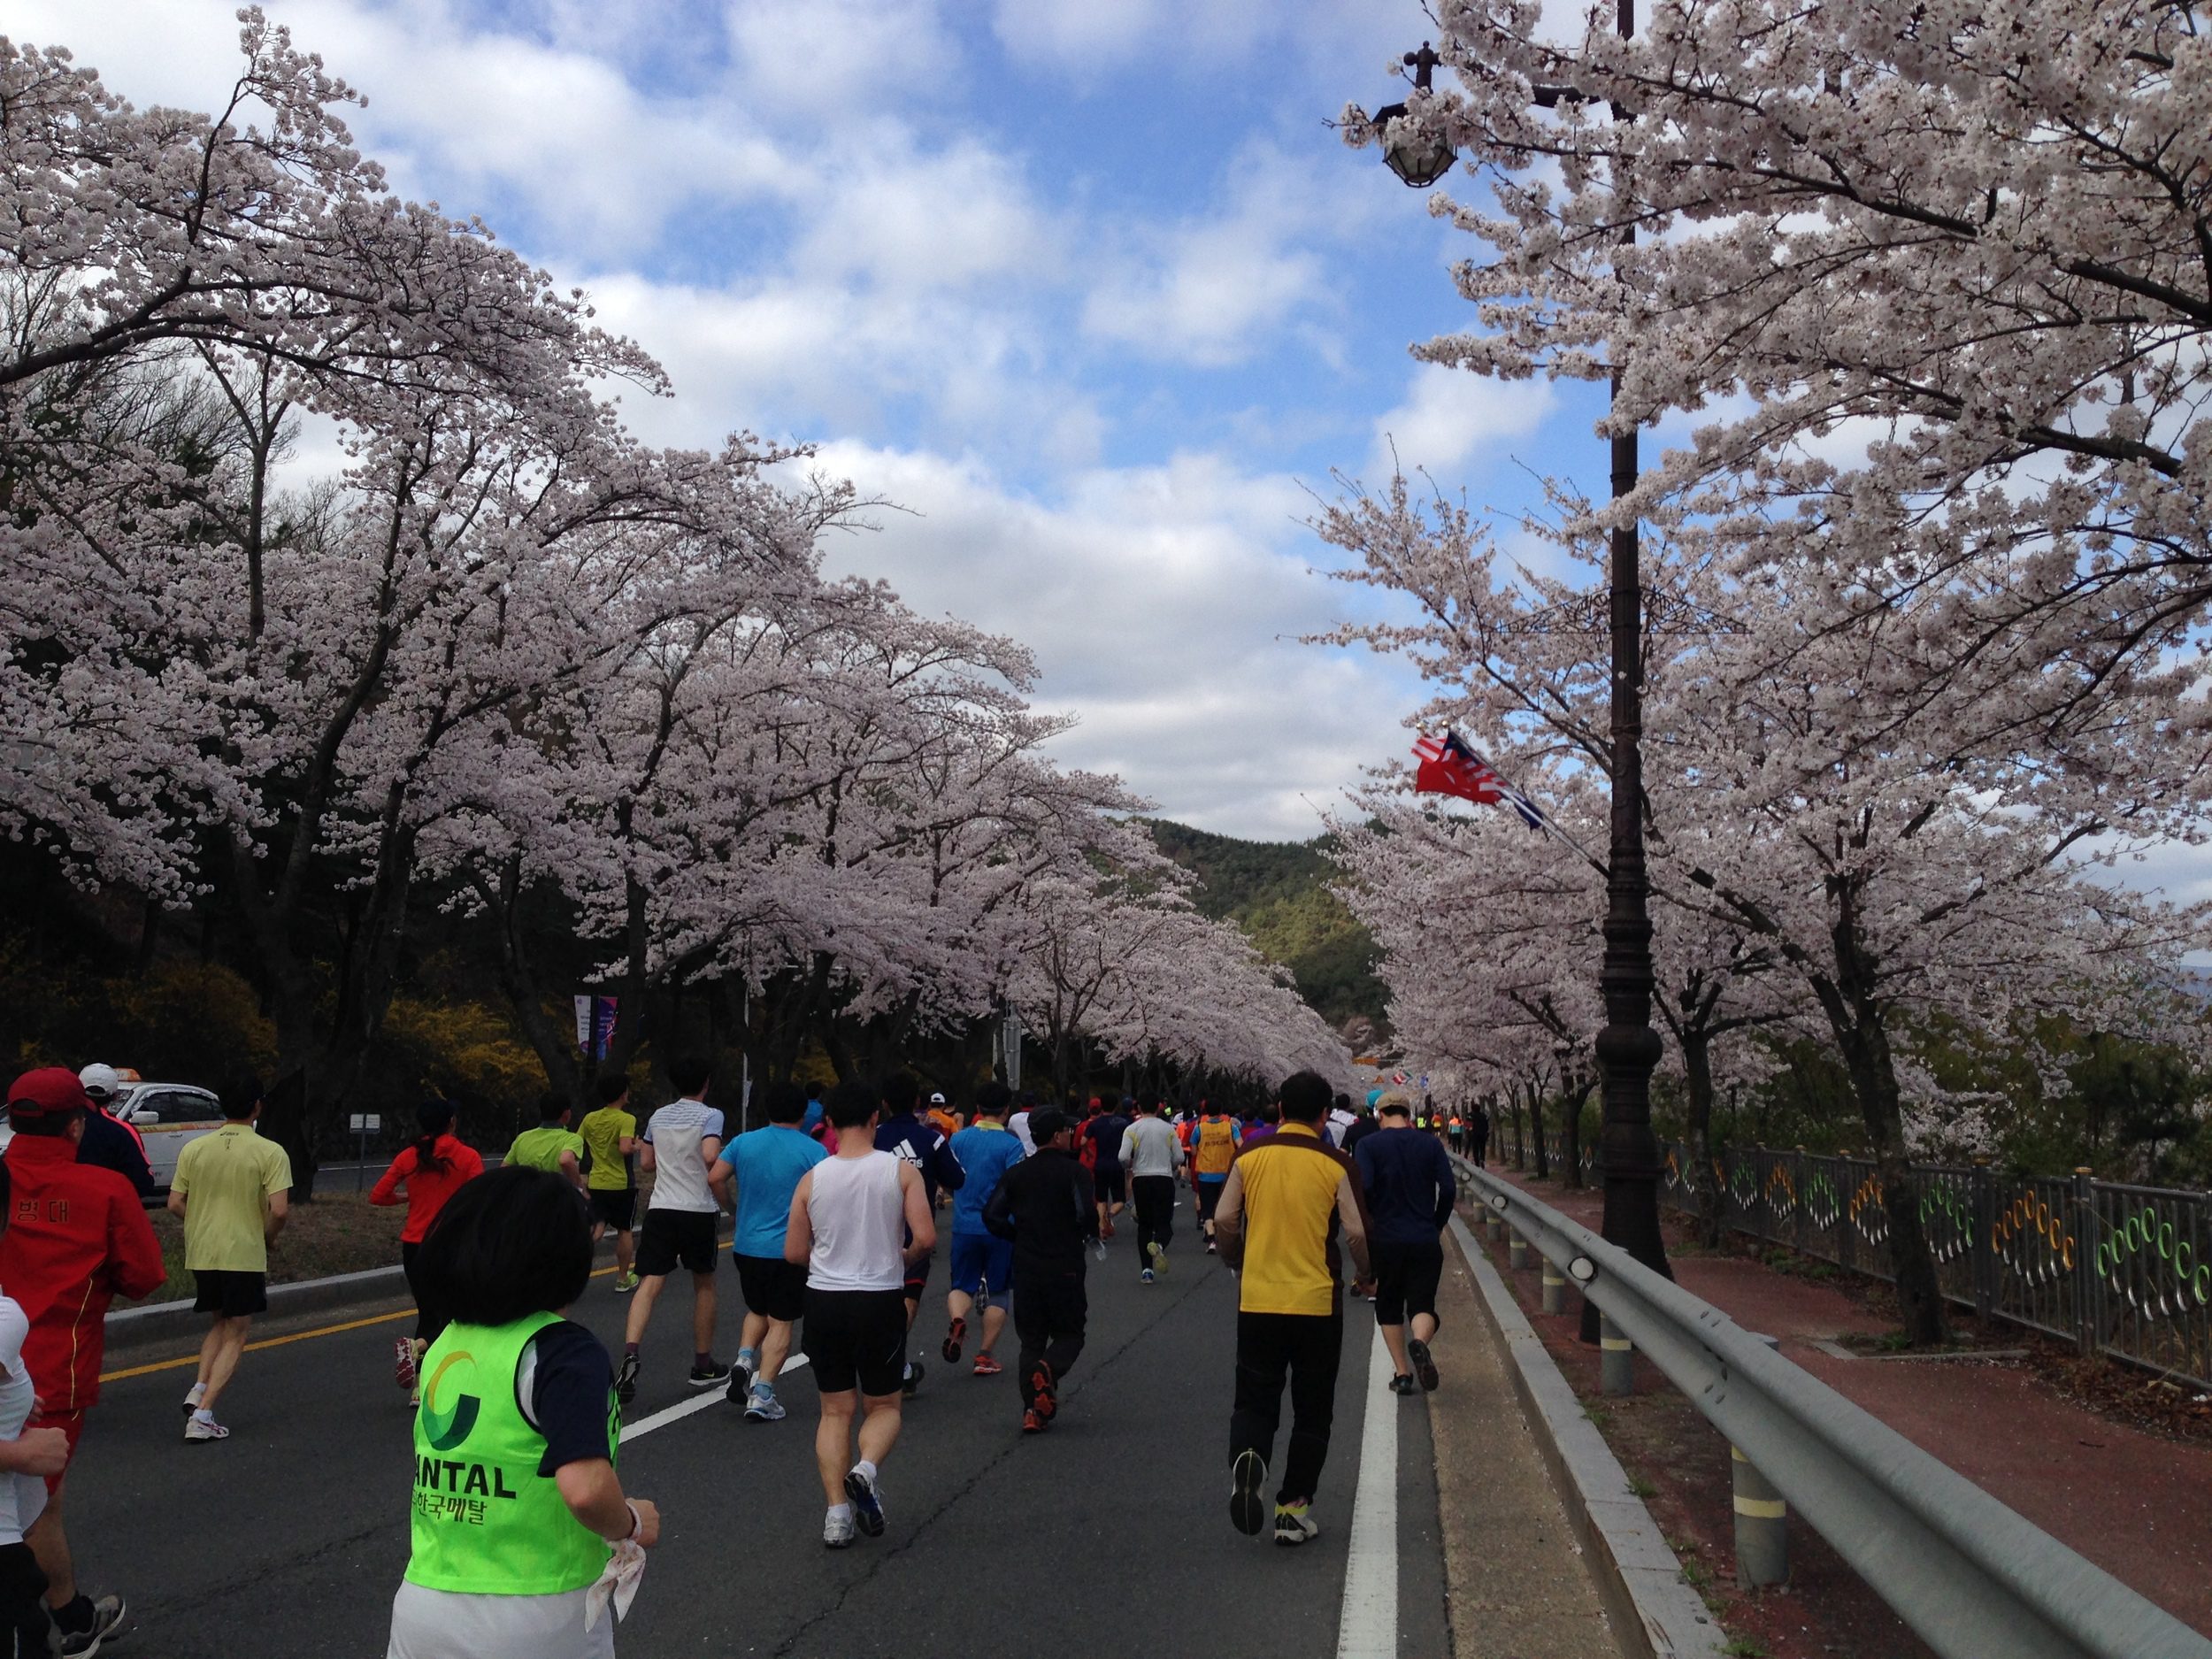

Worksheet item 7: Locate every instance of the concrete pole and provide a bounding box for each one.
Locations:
[1600,1313,1632,1396]
[1732,1335,1788,1586]
[1541,1260,1567,1314]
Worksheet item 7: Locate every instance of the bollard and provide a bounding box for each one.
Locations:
[1540,1260,1566,1314]
[1732,1336,1788,1586]
[1488,1212,1506,1246]
[1600,1313,1632,1396]
[1508,1228,1528,1270]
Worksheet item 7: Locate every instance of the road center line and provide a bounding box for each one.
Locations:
[619,1356,810,1444]
[1336,1325,1398,1659]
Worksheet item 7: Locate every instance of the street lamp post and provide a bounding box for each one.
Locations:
[1363,4,1673,1325]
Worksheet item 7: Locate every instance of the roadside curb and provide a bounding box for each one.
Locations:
[1449,1210,1729,1659]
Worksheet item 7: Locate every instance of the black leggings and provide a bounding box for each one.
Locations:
[0,1542,49,1657]
[1014,1263,1087,1405]
[400,1241,448,1345]
[1229,1310,1344,1506]
[1131,1176,1176,1258]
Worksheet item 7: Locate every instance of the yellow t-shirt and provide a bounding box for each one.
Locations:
[173,1123,294,1273]
[578,1107,636,1192]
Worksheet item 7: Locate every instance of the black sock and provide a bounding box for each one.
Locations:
[694,1352,714,1371]
[52,1595,92,1635]
[623,1342,640,1358]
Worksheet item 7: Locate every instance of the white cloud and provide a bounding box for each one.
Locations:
[1371,364,1557,480]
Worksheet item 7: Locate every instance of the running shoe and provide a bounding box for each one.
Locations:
[180,1381,204,1419]
[1021,1408,1047,1433]
[1147,1240,1168,1277]
[941,1316,967,1363]
[394,1337,419,1390]
[972,1353,1002,1378]
[613,1271,641,1293]
[688,1358,731,1387]
[843,1465,886,1537]
[1026,1358,1056,1424]
[1389,1373,1417,1396]
[1273,1502,1319,1547]
[183,1414,228,1443]
[1229,1449,1269,1536]
[55,1594,125,1658]
[1102,1220,1116,1239]
[615,1351,641,1405]
[1141,1267,1156,1285]
[726,1350,756,1403]
[902,1360,924,1397]
[744,1386,787,1423]
[823,1509,856,1549]
[1206,1240,1217,1255]
[1407,1337,1440,1393]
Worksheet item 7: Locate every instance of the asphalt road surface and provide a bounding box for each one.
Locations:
[77,1206,1458,1657]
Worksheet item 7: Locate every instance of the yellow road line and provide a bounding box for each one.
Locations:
[100,1264,619,1384]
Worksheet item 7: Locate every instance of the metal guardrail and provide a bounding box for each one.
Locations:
[1656,1141,2212,1391]
[1454,1156,2212,1659]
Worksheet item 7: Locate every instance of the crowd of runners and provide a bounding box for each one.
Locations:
[0,1059,1462,1657]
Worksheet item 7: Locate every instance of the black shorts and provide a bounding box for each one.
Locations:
[902,1248,931,1300]
[803,1287,908,1396]
[1371,1239,1445,1327]
[588,1188,637,1232]
[636,1209,718,1277]
[1093,1165,1125,1204]
[192,1269,268,1317]
[1195,1179,1227,1222]
[733,1252,807,1323]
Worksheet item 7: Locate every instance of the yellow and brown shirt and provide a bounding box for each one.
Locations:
[1212,1122,1371,1317]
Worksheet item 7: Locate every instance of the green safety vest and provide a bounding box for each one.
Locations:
[404,1311,618,1596]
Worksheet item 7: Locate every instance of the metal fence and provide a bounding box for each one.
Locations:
[1455,1158,2212,1659]
[1642,1141,2212,1393]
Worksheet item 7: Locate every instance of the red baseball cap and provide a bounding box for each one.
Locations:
[7,1067,89,1118]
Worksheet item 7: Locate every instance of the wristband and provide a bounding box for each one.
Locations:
[623,1500,642,1541]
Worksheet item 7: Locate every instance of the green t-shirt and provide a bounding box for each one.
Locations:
[504,1125,583,1175]
[173,1123,294,1273]
[577,1107,635,1192]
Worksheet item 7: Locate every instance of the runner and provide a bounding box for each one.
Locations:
[1355,1098,1456,1394]
[1340,1102,1381,1158]
[1078,1094,1132,1240]
[982,1109,1097,1433]
[711,1081,826,1422]
[616,1057,728,1403]
[1008,1090,1039,1156]
[1118,1092,1183,1283]
[1240,1102,1281,1150]
[941,1084,1025,1378]
[370,1098,485,1404]
[873,1072,964,1396]
[1,1067,162,1656]
[784,1081,935,1549]
[1188,1102,1242,1254]
[505,1094,586,1190]
[802,1082,826,1140]
[0,1155,74,1659]
[578,1076,641,1292]
[1470,1103,1492,1170]
[1214,1070,1372,1547]
[385,1164,659,1659]
[69,1067,152,1201]
[925,1092,961,1145]
[168,1074,294,1442]
[1325,1092,1360,1149]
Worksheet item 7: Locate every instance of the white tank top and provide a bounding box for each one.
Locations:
[806,1151,908,1292]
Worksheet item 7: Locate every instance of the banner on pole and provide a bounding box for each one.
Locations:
[574,995,618,1062]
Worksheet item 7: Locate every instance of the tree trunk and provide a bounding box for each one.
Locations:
[1531,1086,1549,1180]
[1559,1079,1587,1191]
[1682,1031,1723,1248]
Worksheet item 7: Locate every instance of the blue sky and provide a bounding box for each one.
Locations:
[22,1,1618,839]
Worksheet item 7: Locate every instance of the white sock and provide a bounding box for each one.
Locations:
[190,1407,216,1425]
[855,1459,878,1484]
[826,1502,852,1523]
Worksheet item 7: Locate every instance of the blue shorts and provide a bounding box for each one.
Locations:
[949,1233,1014,1305]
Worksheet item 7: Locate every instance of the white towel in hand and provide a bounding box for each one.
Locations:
[586,1540,648,1631]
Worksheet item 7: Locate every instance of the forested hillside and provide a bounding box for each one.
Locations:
[1144,820,1386,1038]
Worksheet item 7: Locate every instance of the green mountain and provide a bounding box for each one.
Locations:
[1143,819,1387,1037]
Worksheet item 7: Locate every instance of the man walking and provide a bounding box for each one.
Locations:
[873,1072,964,1395]
[1470,1103,1491,1170]
[617,1056,729,1402]
[168,1074,293,1443]
[1118,1092,1183,1283]
[983,1109,1098,1432]
[785,1081,934,1548]
[713,1080,826,1421]
[1214,1071,1371,1547]
[578,1073,640,1291]
[1187,1102,1241,1254]
[941,1084,1025,1377]
[1355,1099,1455,1394]
[504,1093,585,1189]
[2,1069,163,1655]
[1078,1094,1132,1240]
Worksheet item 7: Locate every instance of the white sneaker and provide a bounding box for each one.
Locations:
[823,1509,855,1549]
[180,1382,205,1419]
[184,1412,228,1443]
[744,1386,786,1422]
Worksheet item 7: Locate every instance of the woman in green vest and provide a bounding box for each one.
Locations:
[386,1165,660,1659]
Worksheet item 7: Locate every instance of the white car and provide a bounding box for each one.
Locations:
[0,1080,222,1196]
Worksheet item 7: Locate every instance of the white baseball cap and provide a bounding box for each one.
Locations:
[929,1092,947,1105]
[78,1063,123,1102]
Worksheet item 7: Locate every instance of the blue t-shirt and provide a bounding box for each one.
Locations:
[718,1125,829,1257]
[948,1123,1026,1237]
[801,1097,824,1133]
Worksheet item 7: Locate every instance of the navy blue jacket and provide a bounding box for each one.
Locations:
[1353,1127,1456,1246]
[875,1114,965,1204]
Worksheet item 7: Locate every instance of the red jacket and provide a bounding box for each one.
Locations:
[369,1135,485,1242]
[0,1135,166,1414]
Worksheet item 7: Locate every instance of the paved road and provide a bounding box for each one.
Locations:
[73,1208,1472,1657]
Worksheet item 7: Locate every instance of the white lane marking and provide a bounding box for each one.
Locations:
[1336,1325,1398,1659]
[619,1356,810,1444]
